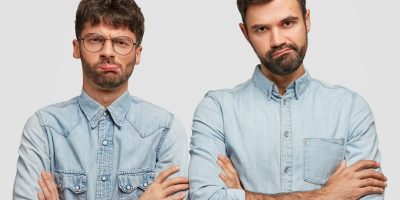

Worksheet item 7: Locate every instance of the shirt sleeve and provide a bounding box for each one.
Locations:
[13,114,50,200]
[346,93,384,200]
[189,93,246,200]
[155,116,189,198]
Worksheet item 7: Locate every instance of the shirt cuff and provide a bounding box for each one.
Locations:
[226,188,246,200]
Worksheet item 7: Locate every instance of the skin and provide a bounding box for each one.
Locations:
[36,22,188,200]
[38,166,188,200]
[239,0,310,95]
[218,155,387,200]
[215,0,387,199]
[73,22,142,107]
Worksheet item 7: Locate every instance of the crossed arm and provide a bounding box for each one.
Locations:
[217,155,386,200]
[37,166,189,200]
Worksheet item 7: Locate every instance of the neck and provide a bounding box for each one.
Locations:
[260,64,305,95]
[83,80,128,108]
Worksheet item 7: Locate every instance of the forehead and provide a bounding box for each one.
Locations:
[81,21,136,39]
[246,0,303,24]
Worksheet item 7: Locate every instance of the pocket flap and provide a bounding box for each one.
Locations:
[118,169,154,194]
[54,170,88,194]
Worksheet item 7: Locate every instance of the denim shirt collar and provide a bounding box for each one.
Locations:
[252,65,311,100]
[78,90,131,128]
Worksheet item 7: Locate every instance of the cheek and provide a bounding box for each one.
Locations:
[80,51,99,66]
[288,27,307,46]
[119,55,136,69]
[251,37,272,55]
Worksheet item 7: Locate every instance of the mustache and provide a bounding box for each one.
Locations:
[268,44,298,58]
[94,58,122,68]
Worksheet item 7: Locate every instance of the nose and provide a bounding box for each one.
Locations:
[270,28,286,48]
[100,39,115,58]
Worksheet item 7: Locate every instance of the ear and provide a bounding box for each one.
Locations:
[239,23,251,43]
[305,9,311,33]
[134,45,143,65]
[73,39,81,59]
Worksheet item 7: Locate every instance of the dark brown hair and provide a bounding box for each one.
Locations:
[237,0,306,23]
[75,0,145,44]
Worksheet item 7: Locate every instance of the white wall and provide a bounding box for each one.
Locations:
[1,0,398,199]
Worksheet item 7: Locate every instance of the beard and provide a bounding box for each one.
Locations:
[81,56,134,90]
[257,37,308,76]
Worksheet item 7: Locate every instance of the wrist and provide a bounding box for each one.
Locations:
[316,186,331,200]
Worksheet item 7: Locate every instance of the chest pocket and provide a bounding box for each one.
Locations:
[118,169,155,200]
[54,170,87,200]
[304,138,345,186]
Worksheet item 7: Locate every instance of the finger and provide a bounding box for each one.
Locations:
[217,159,226,169]
[358,178,387,189]
[38,177,51,199]
[217,160,230,176]
[170,192,186,200]
[356,169,386,181]
[164,184,189,196]
[42,172,56,197]
[222,155,234,166]
[163,177,189,188]
[219,172,228,183]
[217,159,237,182]
[332,160,346,176]
[218,156,238,178]
[155,166,180,184]
[358,186,385,196]
[48,173,60,199]
[221,156,238,175]
[37,192,45,200]
[349,160,380,172]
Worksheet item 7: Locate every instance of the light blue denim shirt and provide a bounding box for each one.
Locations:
[189,66,382,200]
[14,91,188,200]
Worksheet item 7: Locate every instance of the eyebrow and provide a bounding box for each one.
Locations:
[281,16,299,22]
[250,15,300,30]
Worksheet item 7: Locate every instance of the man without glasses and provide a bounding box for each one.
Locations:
[13,0,188,199]
[189,0,386,199]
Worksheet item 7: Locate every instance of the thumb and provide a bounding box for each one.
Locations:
[333,160,346,176]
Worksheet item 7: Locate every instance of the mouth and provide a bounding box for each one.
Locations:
[272,48,293,58]
[97,64,119,72]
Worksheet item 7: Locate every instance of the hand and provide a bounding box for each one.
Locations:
[321,160,387,200]
[37,171,59,200]
[217,155,243,189]
[139,165,189,200]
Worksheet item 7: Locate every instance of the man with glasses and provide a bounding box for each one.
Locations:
[13,0,188,199]
[189,0,386,199]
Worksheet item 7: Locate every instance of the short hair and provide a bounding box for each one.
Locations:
[75,0,145,45]
[237,0,307,23]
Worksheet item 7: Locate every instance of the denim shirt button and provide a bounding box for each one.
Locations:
[143,182,148,187]
[101,176,107,182]
[75,185,80,191]
[126,185,131,190]
[284,167,290,174]
[102,140,108,146]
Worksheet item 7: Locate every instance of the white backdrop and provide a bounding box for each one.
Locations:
[1,0,399,199]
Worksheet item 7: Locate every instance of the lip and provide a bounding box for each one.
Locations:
[98,64,119,72]
[272,48,292,58]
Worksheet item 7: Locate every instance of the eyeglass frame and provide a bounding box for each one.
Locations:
[78,33,138,56]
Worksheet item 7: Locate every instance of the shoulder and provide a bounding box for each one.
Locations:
[34,96,81,134]
[125,96,175,137]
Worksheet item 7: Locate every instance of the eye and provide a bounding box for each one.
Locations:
[282,20,294,28]
[255,27,268,33]
[113,39,130,48]
[87,37,104,44]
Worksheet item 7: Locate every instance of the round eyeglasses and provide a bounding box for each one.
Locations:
[78,33,137,56]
